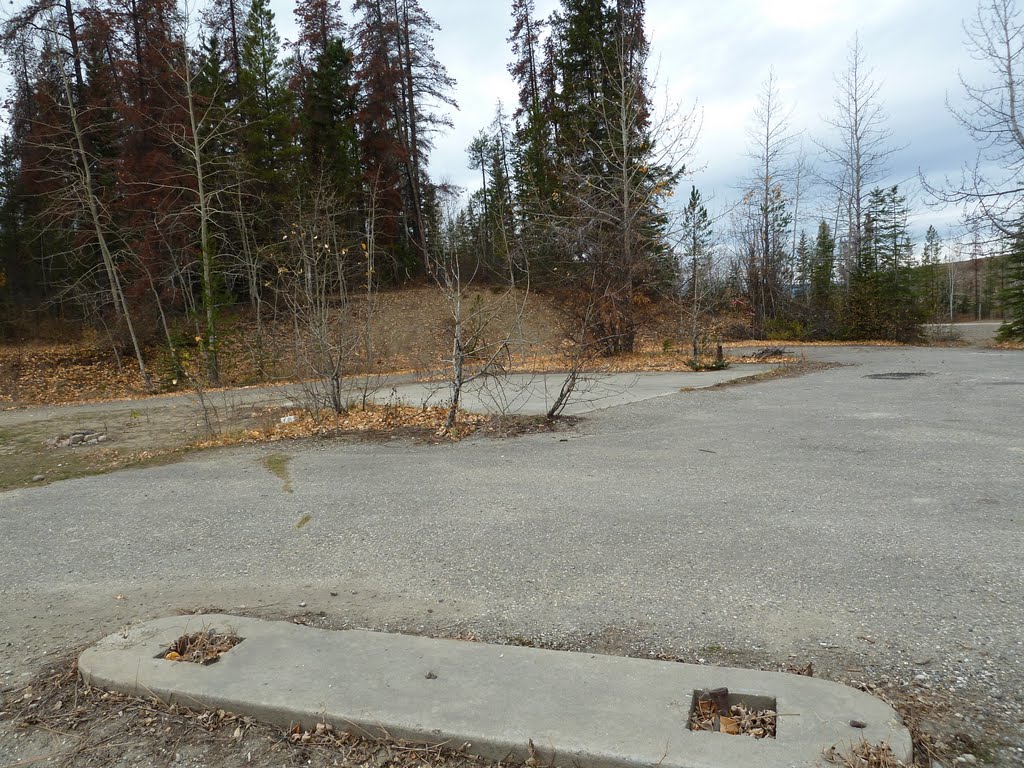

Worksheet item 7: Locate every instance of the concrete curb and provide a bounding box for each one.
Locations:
[79,615,912,768]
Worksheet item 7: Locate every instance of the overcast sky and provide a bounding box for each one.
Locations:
[286,0,983,245]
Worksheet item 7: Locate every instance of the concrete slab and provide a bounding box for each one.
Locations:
[80,615,911,768]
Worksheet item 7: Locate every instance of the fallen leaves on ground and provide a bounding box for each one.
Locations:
[1,336,802,409]
[162,629,242,665]
[844,679,975,768]
[0,653,523,768]
[688,689,777,739]
[191,404,488,449]
[990,339,1024,350]
[0,343,149,406]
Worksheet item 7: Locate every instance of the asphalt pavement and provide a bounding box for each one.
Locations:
[1,344,1022,761]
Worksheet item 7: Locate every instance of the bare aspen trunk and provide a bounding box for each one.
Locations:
[691,254,700,359]
[182,39,219,384]
[59,56,151,390]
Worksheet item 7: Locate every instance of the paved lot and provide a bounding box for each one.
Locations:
[1,345,1022,761]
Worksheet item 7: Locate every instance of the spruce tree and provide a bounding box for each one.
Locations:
[810,220,835,313]
[299,37,359,201]
[996,234,1024,341]
[239,0,294,214]
[539,0,675,354]
[845,185,920,340]
[919,225,944,321]
[680,186,714,357]
[795,230,812,300]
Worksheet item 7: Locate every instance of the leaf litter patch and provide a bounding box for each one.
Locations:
[159,628,242,665]
[688,687,777,738]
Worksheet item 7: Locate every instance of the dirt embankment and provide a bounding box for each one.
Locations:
[0,287,567,408]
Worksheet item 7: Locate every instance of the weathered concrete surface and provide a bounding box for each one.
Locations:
[80,614,911,768]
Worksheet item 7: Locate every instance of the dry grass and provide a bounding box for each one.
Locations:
[843,680,987,768]
[89,405,552,480]
[824,739,907,767]
[0,287,562,408]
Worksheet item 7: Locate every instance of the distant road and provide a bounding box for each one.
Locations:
[923,321,1003,344]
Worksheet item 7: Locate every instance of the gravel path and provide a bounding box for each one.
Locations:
[1,344,1022,764]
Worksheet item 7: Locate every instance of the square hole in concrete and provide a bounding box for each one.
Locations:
[156,629,243,665]
[689,688,777,739]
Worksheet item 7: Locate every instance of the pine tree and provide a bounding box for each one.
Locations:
[463,104,517,275]
[294,0,344,62]
[202,0,249,103]
[488,102,516,252]
[548,0,613,172]
[352,0,409,275]
[508,0,552,205]
[352,0,456,276]
[467,129,493,263]
[393,0,457,269]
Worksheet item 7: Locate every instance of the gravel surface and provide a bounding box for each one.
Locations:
[1,344,1022,765]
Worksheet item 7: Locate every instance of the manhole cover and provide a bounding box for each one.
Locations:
[864,372,932,381]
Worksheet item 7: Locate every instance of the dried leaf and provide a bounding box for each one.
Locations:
[719,715,740,735]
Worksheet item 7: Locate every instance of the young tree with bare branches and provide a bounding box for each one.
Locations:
[818,34,898,285]
[743,71,796,333]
